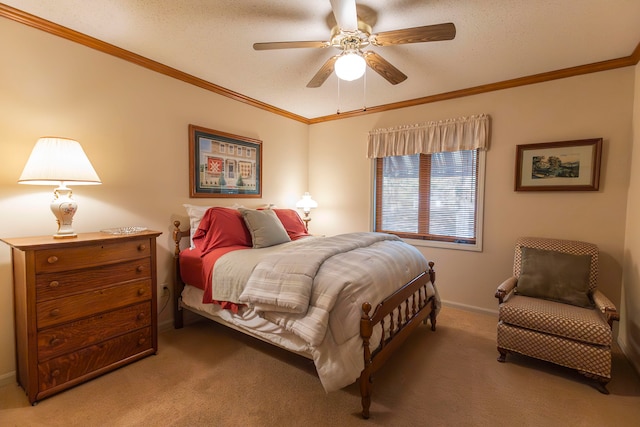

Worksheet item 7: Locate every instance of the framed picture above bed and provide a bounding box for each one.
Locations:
[189,124,263,198]
[515,138,602,191]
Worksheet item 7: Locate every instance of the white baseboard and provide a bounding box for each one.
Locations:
[158,318,174,334]
[617,339,640,376]
[441,299,498,316]
[158,311,204,335]
[0,370,16,388]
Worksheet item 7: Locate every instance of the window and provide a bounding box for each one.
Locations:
[368,114,489,250]
[374,149,483,247]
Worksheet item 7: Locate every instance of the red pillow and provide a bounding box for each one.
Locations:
[272,209,310,240]
[192,207,252,255]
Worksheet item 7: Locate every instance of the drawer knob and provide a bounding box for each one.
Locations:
[47,256,58,264]
[50,338,62,347]
[137,288,145,296]
[136,265,144,273]
[137,312,146,320]
[138,337,146,345]
[50,308,60,317]
[49,281,59,288]
[138,244,147,251]
[51,369,60,378]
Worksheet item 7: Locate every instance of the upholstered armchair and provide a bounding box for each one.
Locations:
[495,237,619,393]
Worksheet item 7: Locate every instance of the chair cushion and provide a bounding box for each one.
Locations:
[499,294,612,346]
[516,247,593,308]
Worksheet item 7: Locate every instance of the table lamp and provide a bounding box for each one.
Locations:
[18,137,102,238]
[295,192,318,230]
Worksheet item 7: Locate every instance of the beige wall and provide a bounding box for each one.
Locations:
[0,19,309,382]
[1,15,639,383]
[620,63,640,373]
[309,68,634,318]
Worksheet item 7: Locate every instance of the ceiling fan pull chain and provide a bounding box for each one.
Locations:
[363,70,367,111]
[337,77,341,114]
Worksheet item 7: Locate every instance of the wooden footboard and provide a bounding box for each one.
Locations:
[359,263,437,419]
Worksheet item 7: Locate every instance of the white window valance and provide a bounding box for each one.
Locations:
[367,114,490,158]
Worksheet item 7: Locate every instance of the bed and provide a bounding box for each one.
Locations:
[171,206,440,418]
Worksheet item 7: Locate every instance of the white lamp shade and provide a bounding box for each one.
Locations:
[18,137,101,185]
[334,52,366,81]
[296,192,318,212]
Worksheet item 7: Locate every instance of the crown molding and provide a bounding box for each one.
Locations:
[2,4,638,125]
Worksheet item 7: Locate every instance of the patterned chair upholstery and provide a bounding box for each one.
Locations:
[495,237,619,393]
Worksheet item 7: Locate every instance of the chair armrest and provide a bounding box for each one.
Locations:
[495,277,517,304]
[593,290,620,328]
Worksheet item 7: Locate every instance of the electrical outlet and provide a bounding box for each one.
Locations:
[161,285,170,297]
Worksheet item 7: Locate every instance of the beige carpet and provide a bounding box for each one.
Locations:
[1,306,639,426]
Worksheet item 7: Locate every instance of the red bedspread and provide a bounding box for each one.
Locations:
[179,245,249,313]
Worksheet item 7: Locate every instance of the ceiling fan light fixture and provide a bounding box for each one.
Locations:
[334,51,366,81]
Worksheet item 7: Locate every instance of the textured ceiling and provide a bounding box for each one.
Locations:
[3,0,640,120]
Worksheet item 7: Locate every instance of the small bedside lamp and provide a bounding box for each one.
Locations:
[296,192,318,230]
[18,137,102,238]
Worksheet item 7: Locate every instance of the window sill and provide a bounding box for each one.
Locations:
[402,237,483,252]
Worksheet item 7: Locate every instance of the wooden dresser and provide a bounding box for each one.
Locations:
[1,230,162,404]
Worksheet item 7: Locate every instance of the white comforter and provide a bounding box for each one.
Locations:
[207,232,438,391]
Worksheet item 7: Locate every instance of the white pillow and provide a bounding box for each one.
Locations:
[183,204,210,249]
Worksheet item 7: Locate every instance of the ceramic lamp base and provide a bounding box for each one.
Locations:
[51,185,78,238]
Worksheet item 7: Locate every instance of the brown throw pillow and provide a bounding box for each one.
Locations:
[516,246,593,308]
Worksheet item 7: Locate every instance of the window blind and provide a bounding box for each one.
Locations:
[375,150,478,243]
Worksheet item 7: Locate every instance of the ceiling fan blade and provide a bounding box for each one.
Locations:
[329,0,358,31]
[253,41,330,50]
[307,55,339,88]
[372,23,456,46]
[363,51,407,85]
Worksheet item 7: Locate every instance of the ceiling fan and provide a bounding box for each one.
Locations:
[253,0,456,88]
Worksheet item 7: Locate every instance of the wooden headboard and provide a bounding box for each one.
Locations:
[172,220,190,257]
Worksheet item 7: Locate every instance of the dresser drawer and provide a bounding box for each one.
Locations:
[36,258,152,302]
[34,239,151,273]
[38,302,151,361]
[37,327,152,393]
[36,280,152,329]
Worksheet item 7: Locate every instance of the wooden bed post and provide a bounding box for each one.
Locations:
[172,220,186,329]
[428,261,436,331]
[360,302,374,419]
